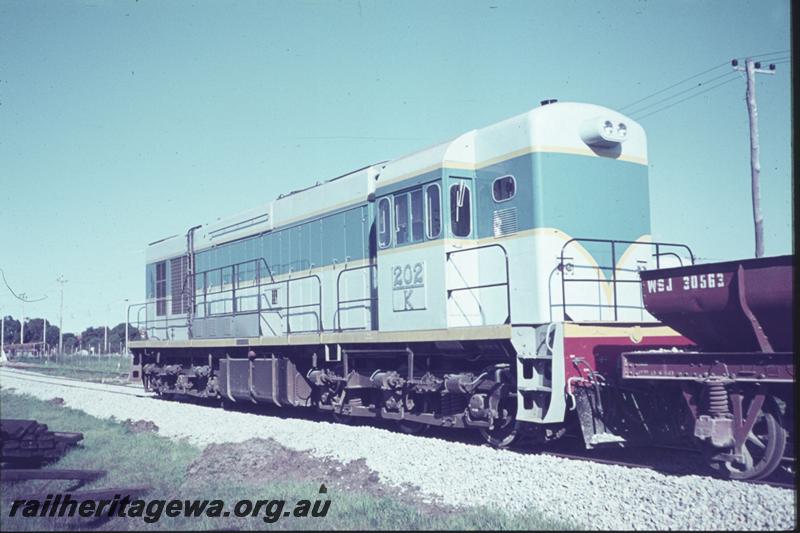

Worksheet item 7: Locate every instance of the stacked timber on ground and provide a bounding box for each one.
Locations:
[1,419,83,466]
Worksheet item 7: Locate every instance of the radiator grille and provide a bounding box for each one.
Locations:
[493,207,518,237]
[170,255,190,314]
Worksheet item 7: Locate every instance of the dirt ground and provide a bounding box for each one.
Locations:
[122,418,160,433]
[183,437,456,515]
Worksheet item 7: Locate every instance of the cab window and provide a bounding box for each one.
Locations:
[410,189,424,242]
[395,193,409,245]
[492,175,516,202]
[450,182,471,237]
[425,184,441,238]
[378,198,392,248]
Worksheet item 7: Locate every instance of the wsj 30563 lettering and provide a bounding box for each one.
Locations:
[646,273,726,294]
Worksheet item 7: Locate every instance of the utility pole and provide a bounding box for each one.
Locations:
[19,293,25,346]
[123,298,129,357]
[104,325,108,355]
[732,58,776,258]
[42,317,47,358]
[57,276,67,354]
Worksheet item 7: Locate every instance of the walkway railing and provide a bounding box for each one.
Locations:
[128,257,323,339]
[557,238,695,321]
[335,264,377,331]
[446,243,511,325]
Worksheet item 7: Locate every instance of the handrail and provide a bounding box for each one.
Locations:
[128,254,322,340]
[198,257,275,296]
[191,256,321,334]
[335,264,377,332]
[126,299,190,341]
[558,237,695,321]
[446,243,511,325]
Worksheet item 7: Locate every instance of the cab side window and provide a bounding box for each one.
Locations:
[391,188,426,246]
[410,189,424,242]
[380,184,442,248]
[450,182,471,237]
[395,193,409,245]
[492,175,516,202]
[425,184,441,238]
[378,197,392,248]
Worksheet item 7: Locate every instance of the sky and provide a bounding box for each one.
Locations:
[0,0,793,333]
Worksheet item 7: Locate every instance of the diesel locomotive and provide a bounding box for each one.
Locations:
[128,100,793,480]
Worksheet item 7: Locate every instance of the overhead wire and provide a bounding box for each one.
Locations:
[748,57,789,66]
[634,76,741,120]
[622,51,788,121]
[749,56,789,65]
[626,70,739,117]
[621,51,789,116]
[749,49,790,58]
[0,268,48,303]
[619,61,729,111]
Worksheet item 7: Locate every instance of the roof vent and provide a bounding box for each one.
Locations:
[540,99,558,106]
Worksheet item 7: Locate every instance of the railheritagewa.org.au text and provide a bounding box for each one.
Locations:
[8,489,331,524]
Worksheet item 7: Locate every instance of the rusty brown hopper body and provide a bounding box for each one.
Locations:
[639,254,793,352]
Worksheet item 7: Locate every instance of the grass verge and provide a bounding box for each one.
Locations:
[3,354,130,382]
[0,390,570,530]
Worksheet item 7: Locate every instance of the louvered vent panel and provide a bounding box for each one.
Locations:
[170,255,190,314]
[493,207,518,237]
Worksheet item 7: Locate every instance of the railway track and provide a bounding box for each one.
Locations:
[1,367,794,490]
[0,367,151,398]
[537,446,795,490]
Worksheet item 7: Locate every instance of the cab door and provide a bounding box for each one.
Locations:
[444,174,484,326]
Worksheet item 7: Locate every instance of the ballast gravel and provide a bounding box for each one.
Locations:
[0,368,794,530]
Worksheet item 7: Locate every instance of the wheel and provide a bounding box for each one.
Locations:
[707,396,787,480]
[480,420,520,448]
[395,419,429,435]
[331,411,354,425]
[479,390,519,448]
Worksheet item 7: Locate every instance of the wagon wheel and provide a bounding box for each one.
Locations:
[479,386,519,448]
[707,395,787,480]
[331,411,354,425]
[395,419,429,435]
[157,391,175,401]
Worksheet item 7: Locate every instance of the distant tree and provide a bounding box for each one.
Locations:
[24,318,45,345]
[2,316,21,344]
[62,333,78,353]
[45,324,60,347]
[110,322,142,341]
[79,326,106,353]
[2,316,141,353]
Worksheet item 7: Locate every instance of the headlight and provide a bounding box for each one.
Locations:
[580,117,629,147]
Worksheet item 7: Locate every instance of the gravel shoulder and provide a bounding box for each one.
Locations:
[1,367,795,530]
